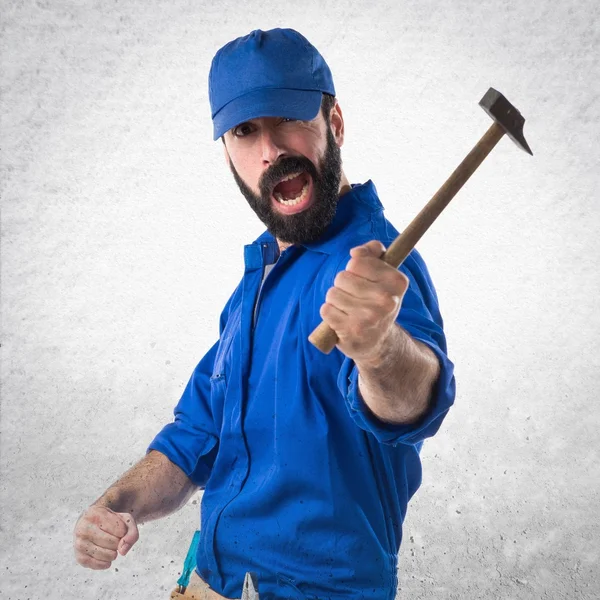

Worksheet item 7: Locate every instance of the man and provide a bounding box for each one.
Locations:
[73,28,456,600]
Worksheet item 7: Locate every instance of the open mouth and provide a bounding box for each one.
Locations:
[271,172,313,214]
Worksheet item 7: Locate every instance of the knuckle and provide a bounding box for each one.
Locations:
[113,521,125,537]
[365,308,378,325]
[372,292,386,307]
[346,258,359,273]
[95,505,112,519]
[349,321,363,338]
[360,305,373,320]
[78,555,93,568]
[395,272,409,289]
[83,521,96,534]
[329,286,344,303]
[376,293,391,311]
[385,296,398,312]
[319,303,328,319]
[342,270,354,283]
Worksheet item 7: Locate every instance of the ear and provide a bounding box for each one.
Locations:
[223,140,231,167]
[329,101,345,148]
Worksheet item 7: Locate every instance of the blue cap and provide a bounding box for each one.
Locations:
[209,28,336,141]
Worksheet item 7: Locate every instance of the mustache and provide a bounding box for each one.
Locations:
[259,156,318,196]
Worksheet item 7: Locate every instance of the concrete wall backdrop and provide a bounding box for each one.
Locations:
[1,1,599,598]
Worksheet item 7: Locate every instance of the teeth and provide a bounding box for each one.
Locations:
[275,181,309,206]
[280,172,303,182]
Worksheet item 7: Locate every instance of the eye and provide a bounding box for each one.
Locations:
[233,122,256,137]
[279,117,297,124]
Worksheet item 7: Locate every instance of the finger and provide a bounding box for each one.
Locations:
[344,260,410,300]
[350,240,386,258]
[345,252,400,284]
[75,537,118,564]
[75,551,113,570]
[78,523,121,551]
[116,512,139,556]
[333,269,382,299]
[345,256,388,282]
[319,300,348,331]
[325,285,370,315]
[329,285,399,321]
[92,510,129,539]
[333,270,405,310]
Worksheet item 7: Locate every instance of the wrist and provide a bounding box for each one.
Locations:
[93,488,126,512]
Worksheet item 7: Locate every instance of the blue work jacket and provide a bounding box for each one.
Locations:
[149,180,456,599]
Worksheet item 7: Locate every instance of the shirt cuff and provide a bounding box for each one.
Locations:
[338,327,456,446]
[147,421,218,488]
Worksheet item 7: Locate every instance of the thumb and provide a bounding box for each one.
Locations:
[350,240,386,258]
[116,512,139,556]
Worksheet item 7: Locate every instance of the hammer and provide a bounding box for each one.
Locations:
[308,87,533,354]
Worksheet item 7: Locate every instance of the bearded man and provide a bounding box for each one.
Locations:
[74,28,456,600]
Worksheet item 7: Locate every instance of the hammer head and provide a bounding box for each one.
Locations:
[479,88,533,155]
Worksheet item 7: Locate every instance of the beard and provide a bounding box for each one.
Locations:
[228,125,343,246]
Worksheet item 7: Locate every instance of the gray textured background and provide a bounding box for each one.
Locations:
[1,1,599,598]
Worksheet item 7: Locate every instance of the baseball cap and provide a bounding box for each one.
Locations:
[209,28,336,141]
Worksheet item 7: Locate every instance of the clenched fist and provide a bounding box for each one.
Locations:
[73,505,139,570]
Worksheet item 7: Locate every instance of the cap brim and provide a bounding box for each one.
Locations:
[212,88,323,140]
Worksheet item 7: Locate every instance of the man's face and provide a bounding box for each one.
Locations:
[223,106,343,247]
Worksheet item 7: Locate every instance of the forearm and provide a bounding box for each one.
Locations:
[93,450,198,523]
[356,323,440,425]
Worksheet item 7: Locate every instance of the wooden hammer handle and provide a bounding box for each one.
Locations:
[308,121,506,354]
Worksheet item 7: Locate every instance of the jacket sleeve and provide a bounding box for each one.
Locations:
[147,294,236,487]
[338,248,456,446]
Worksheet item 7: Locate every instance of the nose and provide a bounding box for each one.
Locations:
[259,127,287,166]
